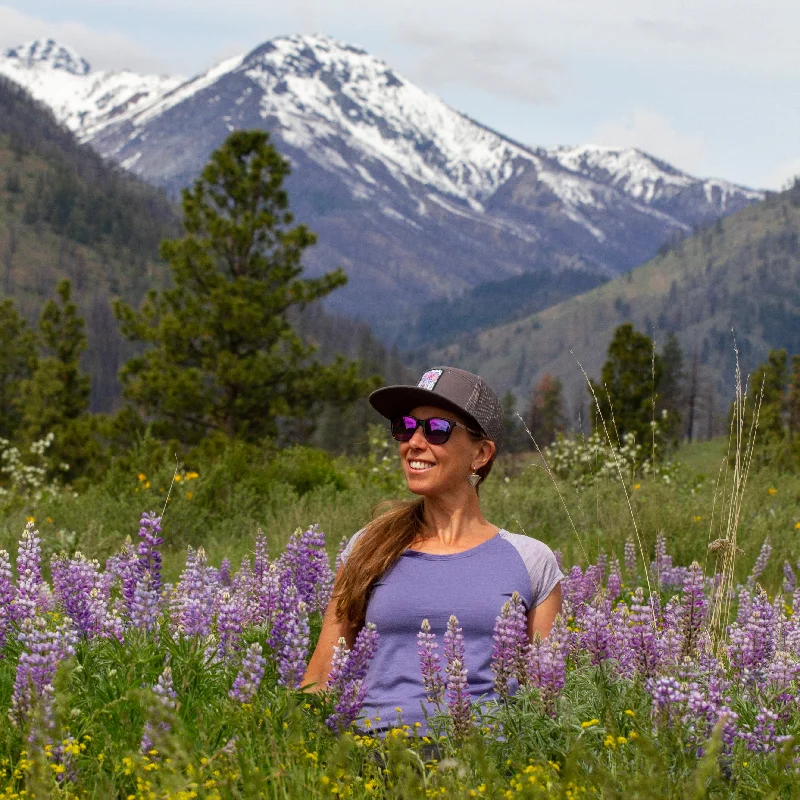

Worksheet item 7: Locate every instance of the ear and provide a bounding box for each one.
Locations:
[471,438,496,471]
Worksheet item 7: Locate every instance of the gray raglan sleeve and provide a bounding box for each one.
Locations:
[339,528,366,567]
[501,531,564,608]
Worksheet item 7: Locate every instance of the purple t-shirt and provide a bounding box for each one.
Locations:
[340,529,563,732]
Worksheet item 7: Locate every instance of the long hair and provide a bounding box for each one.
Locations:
[335,447,496,628]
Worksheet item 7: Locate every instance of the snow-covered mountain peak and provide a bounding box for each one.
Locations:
[547,144,763,207]
[5,38,90,76]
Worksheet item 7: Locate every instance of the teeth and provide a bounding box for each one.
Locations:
[409,461,434,470]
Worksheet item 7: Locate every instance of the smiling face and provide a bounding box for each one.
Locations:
[399,404,495,498]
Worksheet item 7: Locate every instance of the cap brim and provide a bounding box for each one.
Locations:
[369,385,485,435]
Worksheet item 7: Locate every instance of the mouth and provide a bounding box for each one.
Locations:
[408,460,435,472]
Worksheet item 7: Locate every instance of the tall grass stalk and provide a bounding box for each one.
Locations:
[708,341,763,652]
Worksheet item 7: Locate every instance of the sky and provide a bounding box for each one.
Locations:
[1,0,798,190]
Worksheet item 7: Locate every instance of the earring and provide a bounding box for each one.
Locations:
[468,472,481,488]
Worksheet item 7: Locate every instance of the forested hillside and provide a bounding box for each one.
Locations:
[0,78,408,417]
[0,76,177,410]
[435,183,800,426]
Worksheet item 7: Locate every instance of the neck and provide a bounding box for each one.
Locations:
[419,487,490,546]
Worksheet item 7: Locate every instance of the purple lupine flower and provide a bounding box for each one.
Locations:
[626,588,658,678]
[172,547,214,638]
[229,642,266,704]
[10,616,77,727]
[728,587,776,678]
[648,675,686,726]
[216,590,246,661]
[334,535,349,573]
[680,562,706,658]
[136,513,163,595]
[526,616,569,712]
[738,707,786,754]
[561,565,586,617]
[418,620,445,709]
[253,563,281,627]
[131,570,160,634]
[141,665,177,754]
[443,615,472,737]
[51,553,121,640]
[13,522,47,623]
[219,558,232,588]
[607,556,622,600]
[765,650,800,690]
[747,539,771,588]
[276,526,333,613]
[783,562,797,594]
[595,552,608,584]
[580,604,611,666]
[0,549,15,652]
[326,623,380,732]
[277,599,309,689]
[624,538,637,578]
[491,591,528,700]
[253,530,269,584]
[105,538,138,617]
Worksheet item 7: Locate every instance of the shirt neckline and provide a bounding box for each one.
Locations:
[401,529,506,560]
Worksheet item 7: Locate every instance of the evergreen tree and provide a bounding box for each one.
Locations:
[590,323,662,448]
[788,355,800,436]
[744,349,788,445]
[659,333,684,443]
[528,373,566,447]
[115,130,372,444]
[19,279,96,480]
[0,298,37,440]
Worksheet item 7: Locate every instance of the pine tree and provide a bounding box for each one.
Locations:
[19,279,96,480]
[788,355,800,436]
[115,131,373,445]
[590,323,662,448]
[528,373,566,447]
[745,349,788,445]
[501,390,525,452]
[0,298,37,441]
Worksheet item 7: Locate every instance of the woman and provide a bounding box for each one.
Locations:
[304,366,563,731]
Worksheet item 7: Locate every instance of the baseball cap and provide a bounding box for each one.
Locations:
[369,366,504,449]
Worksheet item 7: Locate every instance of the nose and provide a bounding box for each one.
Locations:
[407,424,428,449]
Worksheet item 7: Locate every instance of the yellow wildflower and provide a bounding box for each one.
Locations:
[625,709,635,717]
[26,516,34,523]
[693,516,702,522]
[581,719,600,729]
[186,491,194,500]
[768,487,778,496]
[633,484,641,491]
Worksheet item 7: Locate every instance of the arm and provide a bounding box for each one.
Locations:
[303,567,360,692]
[527,582,562,640]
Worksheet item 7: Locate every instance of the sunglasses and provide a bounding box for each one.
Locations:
[390,415,481,445]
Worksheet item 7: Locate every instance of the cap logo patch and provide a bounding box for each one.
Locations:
[417,369,443,391]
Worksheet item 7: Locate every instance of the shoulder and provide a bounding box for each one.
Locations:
[497,530,564,608]
[339,528,366,566]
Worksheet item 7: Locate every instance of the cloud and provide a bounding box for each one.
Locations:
[634,18,718,45]
[0,4,173,73]
[591,109,708,175]
[396,26,562,105]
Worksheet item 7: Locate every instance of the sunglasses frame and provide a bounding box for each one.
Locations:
[390,415,482,445]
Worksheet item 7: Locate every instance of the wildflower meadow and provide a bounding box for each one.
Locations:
[1,431,800,798]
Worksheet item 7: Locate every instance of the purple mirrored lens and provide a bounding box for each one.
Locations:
[391,416,418,441]
[425,418,453,444]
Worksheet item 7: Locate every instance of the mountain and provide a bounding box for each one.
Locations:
[432,182,800,423]
[0,36,763,332]
[0,76,403,414]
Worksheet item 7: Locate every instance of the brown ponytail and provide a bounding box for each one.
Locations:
[335,441,496,628]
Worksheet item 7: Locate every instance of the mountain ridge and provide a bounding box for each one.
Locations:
[0,35,764,330]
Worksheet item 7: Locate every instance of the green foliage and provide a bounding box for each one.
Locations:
[590,323,663,449]
[263,446,347,495]
[0,299,37,440]
[18,280,99,481]
[115,130,374,445]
